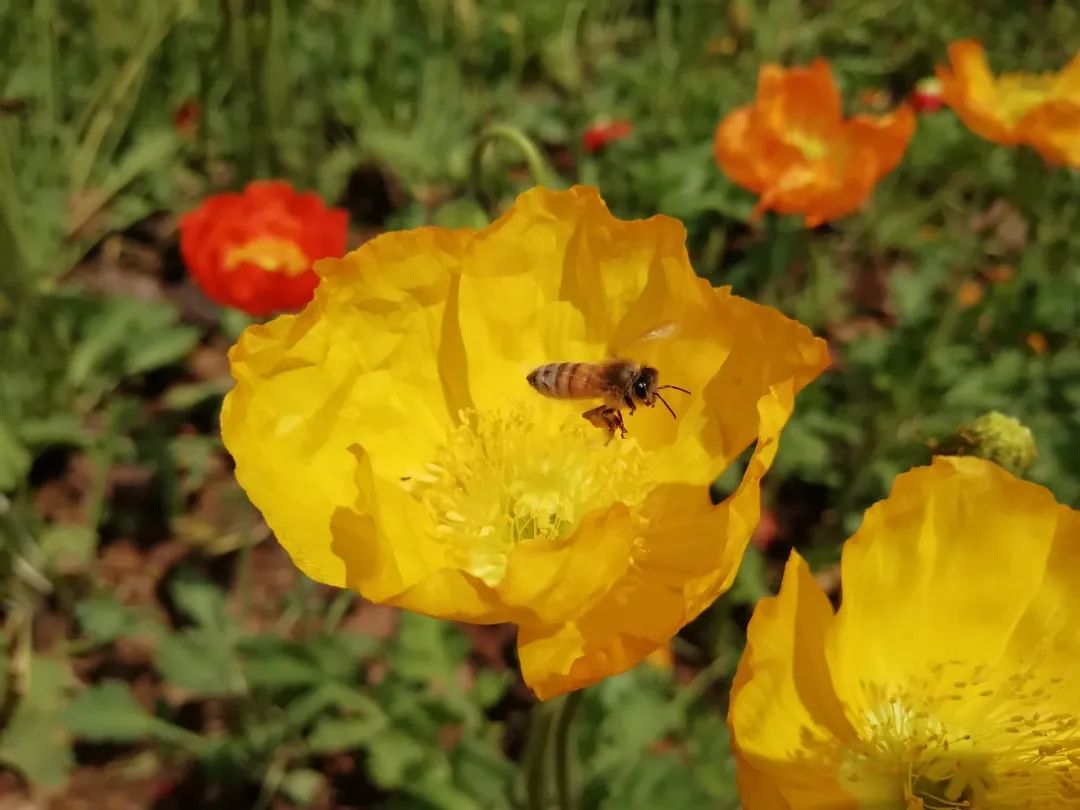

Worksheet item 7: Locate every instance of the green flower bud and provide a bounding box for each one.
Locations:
[936,412,1036,476]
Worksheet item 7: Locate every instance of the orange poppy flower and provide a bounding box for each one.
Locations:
[714,59,915,227]
[937,40,1080,168]
[179,181,348,316]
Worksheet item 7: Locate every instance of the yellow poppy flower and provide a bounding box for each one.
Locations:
[729,456,1080,808]
[937,39,1080,168]
[221,186,827,699]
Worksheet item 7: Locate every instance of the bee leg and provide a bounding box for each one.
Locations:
[583,406,626,442]
[612,408,628,438]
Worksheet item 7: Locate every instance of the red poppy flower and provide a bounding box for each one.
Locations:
[173,101,201,138]
[911,76,945,113]
[179,181,348,316]
[582,118,633,153]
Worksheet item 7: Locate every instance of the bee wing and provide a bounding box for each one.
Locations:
[635,320,681,343]
[607,319,682,357]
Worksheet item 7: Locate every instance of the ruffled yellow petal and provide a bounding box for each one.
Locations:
[729,552,857,809]
[826,456,1064,698]
[221,228,472,586]
[518,366,827,699]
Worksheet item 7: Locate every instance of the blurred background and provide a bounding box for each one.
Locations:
[1,1,1079,808]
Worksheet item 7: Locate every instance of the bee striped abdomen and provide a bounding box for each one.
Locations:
[527,362,589,399]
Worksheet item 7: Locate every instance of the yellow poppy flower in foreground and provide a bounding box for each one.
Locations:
[937,39,1080,168]
[221,186,827,699]
[730,456,1080,808]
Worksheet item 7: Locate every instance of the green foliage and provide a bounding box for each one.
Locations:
[0,656,76,788]
[1,0,1079,805]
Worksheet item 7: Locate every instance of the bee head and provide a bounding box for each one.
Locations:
[631,366,660,405]
[631,367,691,420]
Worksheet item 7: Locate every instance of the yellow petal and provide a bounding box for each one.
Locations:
[825,456,1064,698]
[222,228,474,587]
[729,552,857,809]
[517,376,826,699]
[731,456,1080,808]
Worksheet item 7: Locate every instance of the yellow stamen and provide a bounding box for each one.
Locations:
[224,236,310,276]
[402,404,652,587]
[787,130,829,161]
[837,659,1080,808]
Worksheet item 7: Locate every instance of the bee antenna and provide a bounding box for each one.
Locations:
[659,385,691,395]
[655,391,678,420]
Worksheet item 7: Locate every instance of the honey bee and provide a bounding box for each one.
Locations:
[525,323,691,441]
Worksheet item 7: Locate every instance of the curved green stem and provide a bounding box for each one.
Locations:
[552,690,584,810]
[469,124,559,215]
[523,700,554,810]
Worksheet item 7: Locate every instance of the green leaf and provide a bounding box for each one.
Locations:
[162,379,230,412]
[169,568,231,631]
[432,199,490,229]
[393,613,468,685]
[66,300,136,388]
[239,636,322,690]
[18,412,88,446]
[0,417,31,491]
[365,728,429,789]
[0,657,76,788]
[155,629,244,697]
[39,523,97,574]
[471,669,511,710]
[63,681,159,742]
[74,596,143,645]
[279,768,327,806]
[306,714,387,753]
[123,325,200,375]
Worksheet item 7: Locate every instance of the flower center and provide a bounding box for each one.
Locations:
[997,72,1056,125]
[224,236,310,276]
[787,129,828,161]
[401,404,651,587]
[839,660,1080,808]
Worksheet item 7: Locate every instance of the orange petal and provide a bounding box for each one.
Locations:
[757,59,843,137]
[845,104,917,179]
[1019,99,1080,169]
[937,39,1019,144]
[715,105,768,193]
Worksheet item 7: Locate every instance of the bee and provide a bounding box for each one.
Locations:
[525,323,691,442]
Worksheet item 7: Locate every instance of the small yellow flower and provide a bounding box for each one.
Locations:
[222,186,827,699]
[729,456,1080,808]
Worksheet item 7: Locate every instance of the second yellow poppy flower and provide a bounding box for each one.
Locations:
[730,456,1080,808]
